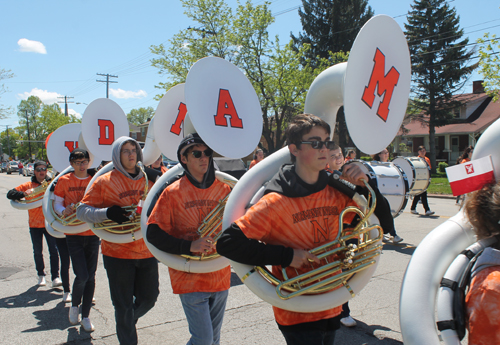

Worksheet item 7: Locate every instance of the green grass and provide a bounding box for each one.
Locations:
[427,173,452,195]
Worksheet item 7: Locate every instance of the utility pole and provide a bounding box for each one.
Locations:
[96,73,118,98]
[57,96,74,116]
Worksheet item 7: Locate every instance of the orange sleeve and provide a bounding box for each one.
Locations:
[466,267,500,344]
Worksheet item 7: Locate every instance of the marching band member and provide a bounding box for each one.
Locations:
[149,155,168,174]
[53,148,99,332]
[76,137,159,345]
[249,149,264,169]
[344,149,356,163]
[7,160,62,288]
[217,114,368,345]
[147,133,231,345]
[410,146,435,216]
[463,181,500,344]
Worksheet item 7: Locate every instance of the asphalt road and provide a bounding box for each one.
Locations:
[0,172,458,345]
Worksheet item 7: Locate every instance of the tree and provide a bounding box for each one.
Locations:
[151,0,322,153]
[16,96,79,160]
[127,107,155,126]
[291,0,373,68]
[405,0,475,172]
[290,0,373,150]
[0,68,14,119]
[477,33,500,101]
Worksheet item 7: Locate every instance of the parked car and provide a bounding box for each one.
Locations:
[0,162,7,173]
[7,161,20,174]
[213,157,247,179]
[23,163,35,176]
[164,160,179,169]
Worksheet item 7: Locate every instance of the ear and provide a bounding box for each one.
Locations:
[180,155,188,164]
[289,144,299,158]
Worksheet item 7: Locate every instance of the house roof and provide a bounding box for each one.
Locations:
[398,92,500,137]
[128,123,140,133]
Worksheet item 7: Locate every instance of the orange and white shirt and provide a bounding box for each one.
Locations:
[235,186,357,326]
[14,181,46,228]
[466,266,500,344]
[148,176,231,294]
[80,169,153,259]
[54,172,93,236]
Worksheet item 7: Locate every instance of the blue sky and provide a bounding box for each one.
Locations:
[1,0,499,129]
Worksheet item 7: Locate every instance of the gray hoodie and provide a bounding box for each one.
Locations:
[471,246,500,279]
[76,136,144,224]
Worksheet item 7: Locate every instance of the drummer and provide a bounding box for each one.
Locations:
[410,146,435,216]
[53,149,99,332]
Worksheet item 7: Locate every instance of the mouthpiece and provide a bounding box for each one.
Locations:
[137,161,144,168]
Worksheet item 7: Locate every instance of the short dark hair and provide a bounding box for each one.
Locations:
[418,146,426,151]
[464,182,500,247]
[69,149,89,162]
[285,114,331,162]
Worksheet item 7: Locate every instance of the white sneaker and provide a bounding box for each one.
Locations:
[69,306,80,325]
[425,210,435,216]
[383,234,391,242]
[410,210,419,215]
[63,292,72,303]
[80,317,95,332]
[340,316,357,327]
[392,235,403,243]
[52,277,63,288]
[37,276,46,286]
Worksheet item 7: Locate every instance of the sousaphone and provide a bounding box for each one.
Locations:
[400,117,500,344]
[140,57,263,273]
[222,14,411,312]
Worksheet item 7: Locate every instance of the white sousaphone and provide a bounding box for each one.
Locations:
[222,14,411,312]
[399,117,500,345]
[79,98,144,243]
[140,57,263,273]
[42,123,96,234]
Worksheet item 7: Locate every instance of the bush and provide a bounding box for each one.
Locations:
[438,161,448,173]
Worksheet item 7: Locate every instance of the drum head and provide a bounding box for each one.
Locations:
[392,157,415,190]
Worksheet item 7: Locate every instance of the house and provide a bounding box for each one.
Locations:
[394,81,500,165]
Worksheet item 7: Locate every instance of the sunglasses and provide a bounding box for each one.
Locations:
[191,148,213,159]
[72,160,89,166]
[35,167,47,172]
[300,140,336,150]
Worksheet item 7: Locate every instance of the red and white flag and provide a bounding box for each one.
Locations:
[445,155,496,196]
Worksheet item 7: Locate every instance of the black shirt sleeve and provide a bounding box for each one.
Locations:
[7,188,25,200]
[355,178,394,235]
[216,223,295,267]
[146,223,192,255]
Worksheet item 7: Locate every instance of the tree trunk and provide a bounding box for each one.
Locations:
[428,123,436,174]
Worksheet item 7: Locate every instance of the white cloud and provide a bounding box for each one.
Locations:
[109,88,147,99]
[17,88,62,104]
[67,108,81,118]
[17,38,47,54]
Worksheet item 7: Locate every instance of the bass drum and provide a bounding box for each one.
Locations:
[392,156,430,195]
[345,160,409,218]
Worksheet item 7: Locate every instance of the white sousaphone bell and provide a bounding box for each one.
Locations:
[140,56,263,273]
[399,117,500,345]
[222,14,411,312]
[42,123,97,236]
[79,98,153,243]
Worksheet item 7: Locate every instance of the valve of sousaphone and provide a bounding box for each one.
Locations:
[305,14,411,155]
